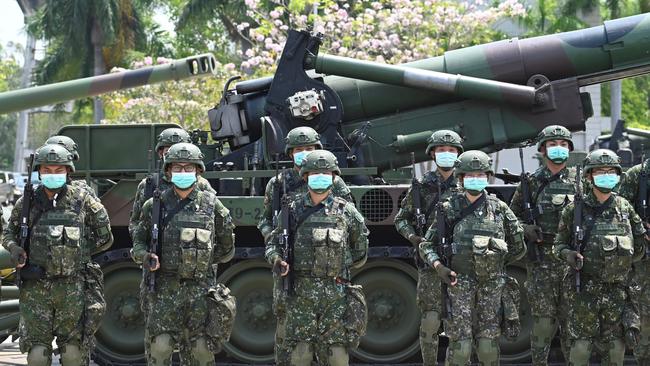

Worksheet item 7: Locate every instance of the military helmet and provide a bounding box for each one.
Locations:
[285,127,323,154]
[34,144,75,172]
[454,150,494,176]
[583,149,622,174]
[425,130,464,155]
[299,150,341,176]
[163,143,206,172]
[156,128,191,152]
[45,135,79,161]
[536,125,574,152]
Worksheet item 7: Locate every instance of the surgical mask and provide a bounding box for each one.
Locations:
[171,172,197,189]
[463,176,488,194]
[308,174,333,193]
[293,151,309,167]
[435,152,458,168]
[593,173,619,192]
[547,146,569,163]
[41,174,67,190]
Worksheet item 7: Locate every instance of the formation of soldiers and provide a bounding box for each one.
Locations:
[0,123,648,366]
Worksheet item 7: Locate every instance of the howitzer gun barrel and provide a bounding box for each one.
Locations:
[0,53,218,114]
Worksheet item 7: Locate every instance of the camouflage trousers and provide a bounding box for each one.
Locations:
[525,255,570,365]
[631,260,650,364]
[272,274,291,366]
[416,266,442,365]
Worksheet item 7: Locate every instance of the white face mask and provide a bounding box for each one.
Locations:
[435,152,458,168]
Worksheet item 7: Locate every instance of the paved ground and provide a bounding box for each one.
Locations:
[0,339,100,366]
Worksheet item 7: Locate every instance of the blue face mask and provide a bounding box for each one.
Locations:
[308,174,333,193]
[171,172,197,189]
[593,173,620,191]
[41,173,67,190]
[547,146,570,163]
[463,176,488,193]
[435,152,458,168]
[293,151,310,167]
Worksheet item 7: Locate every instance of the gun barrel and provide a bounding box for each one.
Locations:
[0,53,218,114]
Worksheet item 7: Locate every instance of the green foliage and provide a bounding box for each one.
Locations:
[601,76,650,128]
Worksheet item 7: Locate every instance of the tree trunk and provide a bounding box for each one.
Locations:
[91,19,105,124]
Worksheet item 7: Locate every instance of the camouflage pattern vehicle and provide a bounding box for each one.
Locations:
[1,12,650,365]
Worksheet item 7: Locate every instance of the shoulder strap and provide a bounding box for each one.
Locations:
[293,203,326,231]
[581,196,615,245]
[532,172,562,205]
[449,193,487,230]
[423,178,455,222]
[162,198,192,227]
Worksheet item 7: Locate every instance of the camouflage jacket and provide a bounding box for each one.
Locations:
[71,179,98,198]
[394,170,459,243]
[258,168,351,242]
[553,191,646,283]
[2,184,113,275]
[132,187,235,279]
[510,165,576,244]
[419,191,525,275]
[129,174,214,238]
[265,192,369,279]
[618,159,649,219]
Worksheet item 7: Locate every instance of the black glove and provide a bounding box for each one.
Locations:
[564,250,583,270]
[8,244,26,266]
[626,328,640,348]
[435,263,456,286]
[142,253,159,271]
[523,224,543,243]
[408,234,424,246]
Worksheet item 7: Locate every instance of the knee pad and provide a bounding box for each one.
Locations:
[476,338,499,366]
[190,337,215,366]
[569,339,591,365]
[290,342,313,366]
[150,333,174,366]
[532,317,556,344]
[606,339,625,366]
[447,339,472,366]
[60,344,83,366]
[327,346,349,366]
[420,311,441,342]
[27,345,51,366]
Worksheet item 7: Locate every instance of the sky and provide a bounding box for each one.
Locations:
[0,0,26,58]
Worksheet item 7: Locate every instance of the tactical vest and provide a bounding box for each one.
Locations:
[159,191,218,280]
[580,197,634,283]
[532,168,576,242]
[421,173,458,228]
[291,198,352,278]
[29,186,89,277]
[449,195,508,280]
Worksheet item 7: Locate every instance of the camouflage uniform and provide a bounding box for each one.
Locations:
[2,144,113,366]
[419,151,525,366]
[553,150,646,365]
[617,158,650,364]
[265,150,369,366]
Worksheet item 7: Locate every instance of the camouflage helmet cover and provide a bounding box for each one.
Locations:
[425,130,464,155]
[583,149,622,174]
[285,126,323,154]
[163,142,206,172]
[156,128,191,152]
[536,125,574,152]
[454,150,494,176]
[299,150,341,176]
[45,135,79,161]
[34,144,75,172]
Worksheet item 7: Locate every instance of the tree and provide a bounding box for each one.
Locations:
[0,44,22,169]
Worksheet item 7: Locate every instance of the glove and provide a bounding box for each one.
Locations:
[625,328,640,348]
[564,250,583,270]
[408,234,424,246]
[523,224,543,243]
[142,253,159,271]
[8,244,26,267]
[435,263,456,286]
[272,258,289,276]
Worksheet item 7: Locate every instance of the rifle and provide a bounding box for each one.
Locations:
[17,154,36,285]
[280,170,294,295]
[272,153,282,228]
[572,165,584,292]
[518,147,542,262]
[410,152,427,267]
[436,182,453,319]
[637,150,647,223]
[147,150,162,292]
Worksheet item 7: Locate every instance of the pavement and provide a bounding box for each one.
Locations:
[0,339,100,366]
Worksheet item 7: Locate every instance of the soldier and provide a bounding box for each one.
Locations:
[394,129,463,365]
[132,142,236,366]
[419,150,526,366]
[257,126,351,365]
[2,144,113,366]
[45,135,98,198]
[509,125,575,365]
[265,150,369,366]
[553,149,646,365]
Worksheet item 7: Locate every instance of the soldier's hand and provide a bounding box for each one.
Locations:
[408,234,424,246]
[143,253,160,271]
[434,262,457,286]
[523,224,543,244]
[625,328,640,348]
[8,244,26,268]
[272,259,290,277]
[564,250,583,270]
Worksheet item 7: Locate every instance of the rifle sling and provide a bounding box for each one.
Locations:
[161,198,192,227]
[422,179,453,223]
[449,193,487,230]
[580,196,615,246]
[293,203,326,231]
[531,173,562,206]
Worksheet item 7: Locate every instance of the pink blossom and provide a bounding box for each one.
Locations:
[244,0,258,9]
[336,9,348,19]
[270,10,281,19]
[144,56,153,66]
[224,63,236,71]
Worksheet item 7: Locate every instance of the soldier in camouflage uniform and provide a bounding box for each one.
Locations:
[46,135,98,198]
[509,125,575,365]
[618,155,650,364]
[420,150,526,366]
[132,142,236,366]
[553,149,646,366]
[2,144,113,366]
[265,150,369,366]
[394,130,463,365]
[257,126,351,365]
